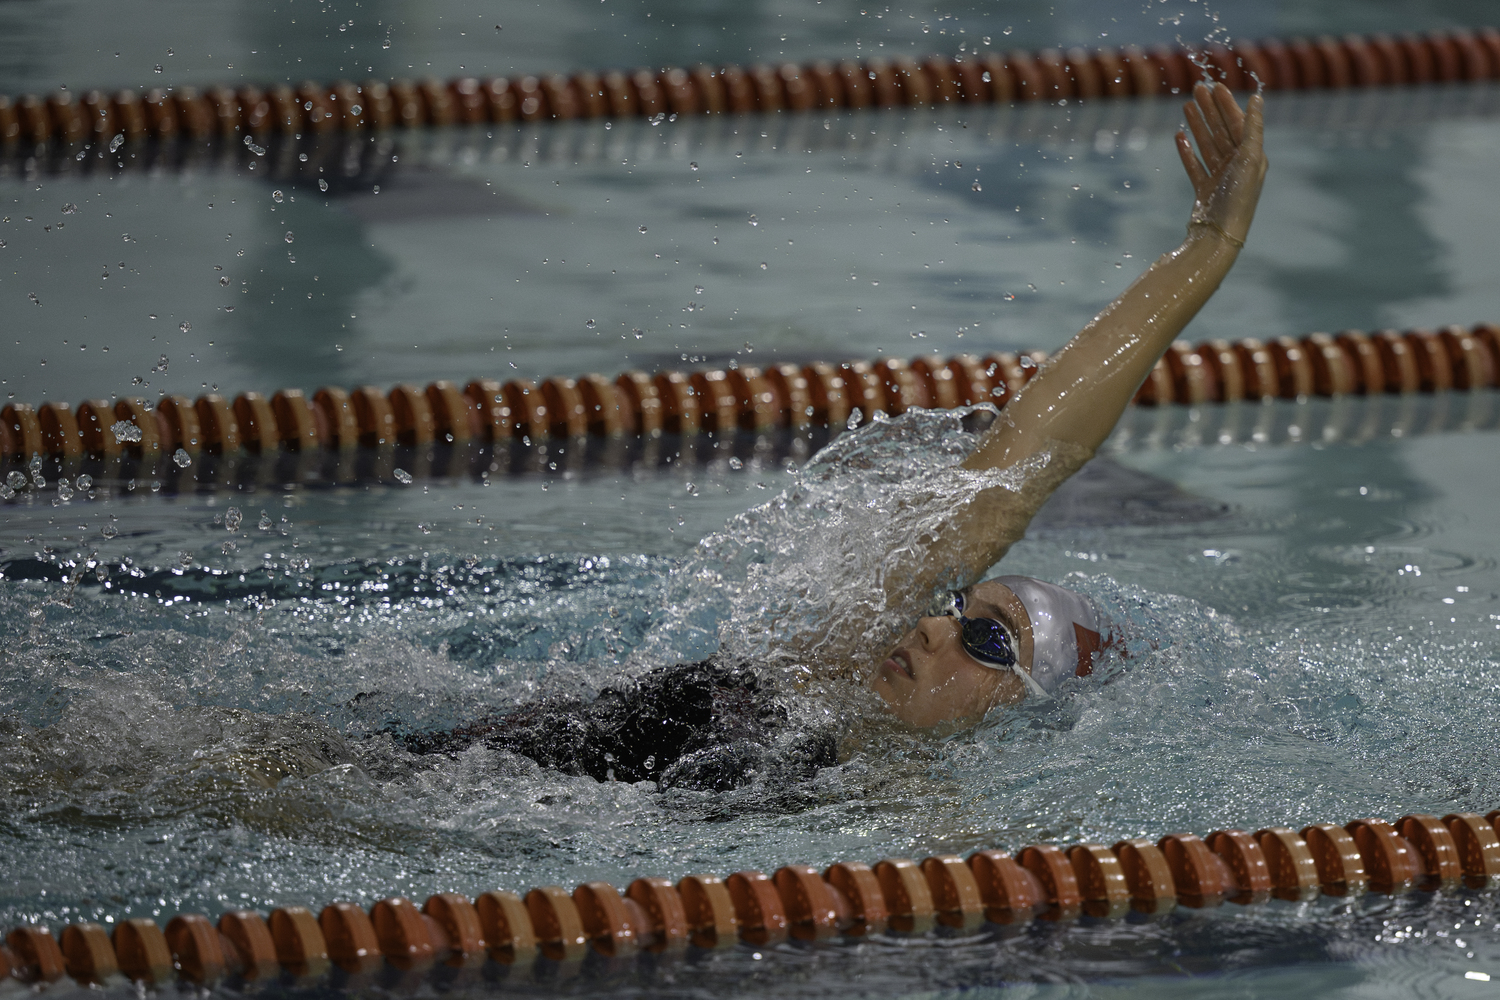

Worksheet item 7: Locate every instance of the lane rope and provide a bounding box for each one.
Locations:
[3,808,1499,985]
[4,30,1500,147]
[2,326,1496,492]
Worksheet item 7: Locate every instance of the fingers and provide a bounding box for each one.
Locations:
[1185,81,1265,183]
[1211,83,1246,145]
[1183,100,1224,175]
[1194,82,1238,160]
[1175,130,1211,196]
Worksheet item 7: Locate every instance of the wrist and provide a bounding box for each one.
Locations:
[1187,218,1246,250]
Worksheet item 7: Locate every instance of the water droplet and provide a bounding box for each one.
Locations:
[632,328,644,339]
[728,456,743,470]
[27,292,39,306]
[846,407,863,429]
[1123,180,1131,189]
[1072,184,1081,191]
[418,522,432,534]
[76,474,92,490]
[101,522,118,539]
[57,481,73,501]
[172,448,192,468]
[153,64,163,73]
[1028,283,1037,291]
[224,506,242,531]
[109,133,124,152]
[694,285,704,295]
[585,318,596,329]
[318,178,329,192]
[6,471,25,489]
[258,511,273,531]
[394,468,413,485]
[0,485,13,501]
[179,321,191,333]
[759,262,768,270]
[382,37,391,49]
[219,275,230,286]
[971,180,982,192]
[284,231,295,244]
[60,202,77,215]
[166,47,174,56]
[689,162,698,171]
[638,225,648,234]
[748,214,758,226]
[111,420,143,443]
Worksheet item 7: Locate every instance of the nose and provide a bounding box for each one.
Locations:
[915,615,961,651]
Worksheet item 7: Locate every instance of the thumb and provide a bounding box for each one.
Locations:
[1241,92,1265,152]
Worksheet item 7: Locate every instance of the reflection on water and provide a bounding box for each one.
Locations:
[5,87,1500,406]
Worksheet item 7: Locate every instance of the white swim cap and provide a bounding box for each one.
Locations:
[995,576,1104,695]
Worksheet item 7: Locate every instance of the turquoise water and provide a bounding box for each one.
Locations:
[4,2,1500,997]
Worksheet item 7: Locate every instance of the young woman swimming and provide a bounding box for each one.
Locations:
[409,82,1267,790]
[868,81,1266,728]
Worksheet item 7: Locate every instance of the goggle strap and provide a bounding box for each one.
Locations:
[1011,662,1050,699]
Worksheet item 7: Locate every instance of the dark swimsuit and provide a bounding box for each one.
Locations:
[403,660,837,793]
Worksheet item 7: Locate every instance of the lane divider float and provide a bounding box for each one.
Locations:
[2,29,1500,147]
[3,809,1499,986]
[2,325,1496,476]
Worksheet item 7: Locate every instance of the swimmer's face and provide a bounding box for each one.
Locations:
[870,580,1035,728]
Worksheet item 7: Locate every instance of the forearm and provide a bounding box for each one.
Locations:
[963,225,1240,471]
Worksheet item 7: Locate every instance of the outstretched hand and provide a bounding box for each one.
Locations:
[1175,81,1267,248]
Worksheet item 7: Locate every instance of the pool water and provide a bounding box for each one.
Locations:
[5,2,1500,997]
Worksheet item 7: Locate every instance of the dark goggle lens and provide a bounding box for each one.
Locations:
[960,616,1016,667]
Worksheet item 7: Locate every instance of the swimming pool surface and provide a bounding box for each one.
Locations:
[4,2,1500,997]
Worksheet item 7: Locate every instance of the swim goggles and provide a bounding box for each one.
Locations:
[937,591,1017,668]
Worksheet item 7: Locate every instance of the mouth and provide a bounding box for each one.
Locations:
[882,650,915,682]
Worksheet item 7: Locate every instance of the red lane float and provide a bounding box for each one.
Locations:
[5,809,1499,988]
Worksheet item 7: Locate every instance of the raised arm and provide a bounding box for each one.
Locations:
[963,82,1267,474]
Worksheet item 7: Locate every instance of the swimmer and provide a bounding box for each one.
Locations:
[870,81,1266,727]
[409,82,1265,789]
